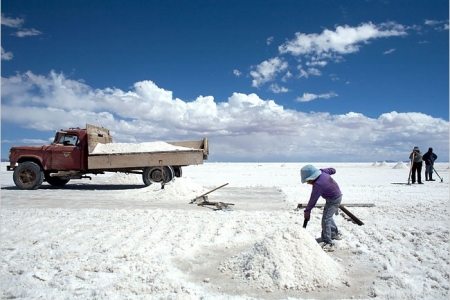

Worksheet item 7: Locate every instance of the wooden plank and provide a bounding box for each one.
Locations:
[190,183,229,204]
[195,183,229,199]
[169,138,209,159]
[339,205,364,226]
[86,124,113,153]
[197,201,235,207]
[297,203,375,208]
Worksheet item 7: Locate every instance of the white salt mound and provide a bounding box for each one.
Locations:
[378,161,387,166]
[110,176,208,202]
[107,173,142,184]
[141,178,207,202]
[220,227,344,291]
[372,162,378,166]
[393,162,408,169]
[92,141,194,154]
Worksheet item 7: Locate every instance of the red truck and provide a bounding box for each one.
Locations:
[7,124,209,190]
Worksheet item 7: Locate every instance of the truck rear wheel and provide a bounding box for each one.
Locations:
[45,173,70,187]
[13,161,44,190]
[142,166,174,186]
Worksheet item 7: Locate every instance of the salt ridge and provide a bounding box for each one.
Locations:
[92,141,194,154]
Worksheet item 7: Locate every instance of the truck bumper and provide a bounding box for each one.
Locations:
[7,165,15,171]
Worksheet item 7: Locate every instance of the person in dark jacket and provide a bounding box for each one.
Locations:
[422,147,438,181]
[409,146,423,184]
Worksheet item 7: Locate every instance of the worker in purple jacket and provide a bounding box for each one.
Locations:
[300,165,342,251]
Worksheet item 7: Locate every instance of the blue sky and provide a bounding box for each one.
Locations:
[1,0,449,162]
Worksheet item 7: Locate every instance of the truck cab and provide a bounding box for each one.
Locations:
[47,129,87,171]
[8,128,88,173]
[7,127,91,190]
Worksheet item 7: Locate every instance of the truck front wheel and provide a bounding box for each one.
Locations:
[13,161,44,190]
[142,166,174,186]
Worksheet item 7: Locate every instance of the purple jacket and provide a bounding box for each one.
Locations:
[305,168,342,214]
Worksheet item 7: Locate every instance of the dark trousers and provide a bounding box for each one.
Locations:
[411,162,423,183]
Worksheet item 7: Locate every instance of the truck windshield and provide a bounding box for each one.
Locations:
[56,134,79,146]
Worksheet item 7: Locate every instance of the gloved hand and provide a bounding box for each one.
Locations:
[304,212,310,221]
[303,212,310,228]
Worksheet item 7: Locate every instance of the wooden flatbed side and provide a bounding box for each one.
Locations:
[85,124,209,170]
[87,150,205,170]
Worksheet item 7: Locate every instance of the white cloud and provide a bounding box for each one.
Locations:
[296,66,322,79]
[267,36,274,45]
[269,84,289,94]
[330,74,339,81]
[1,13,43,37]
[383,48,396,55]
[297,67,309,78]
[307,68,321,76]
[1,71,448,162]
[281,71,292,82]
[14,28,42,37]
[424,19,449,31]
[424,20,439,26]
[250,57,288,88]
[246,22,410,89]
[233,69,241,77]
[279,22,406,58]
[296,93,317,102]
[296,91,338,102]
[1,47,13,60]
[306,60,327,67]
[1,14,24,28]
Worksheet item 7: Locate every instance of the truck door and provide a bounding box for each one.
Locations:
[50,134,82,170]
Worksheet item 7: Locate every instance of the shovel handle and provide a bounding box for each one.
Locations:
[303,219,309,228]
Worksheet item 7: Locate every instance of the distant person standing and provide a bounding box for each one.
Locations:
[422,147,438,181]
[409,146,423,184]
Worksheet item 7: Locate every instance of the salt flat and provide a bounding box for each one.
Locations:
[1,162,449,299]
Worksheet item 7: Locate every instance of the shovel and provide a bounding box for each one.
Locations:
[432,165,444,182]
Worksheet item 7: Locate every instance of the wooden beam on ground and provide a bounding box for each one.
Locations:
[197,201,235,210]
[296,203,367,226]
[297,203,375,208]
[339,205,364,226]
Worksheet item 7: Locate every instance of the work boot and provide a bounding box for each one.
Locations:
[332,233,343,240]
[322,243,335,252]
[425,174,429,181]
[429,174,435,181]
